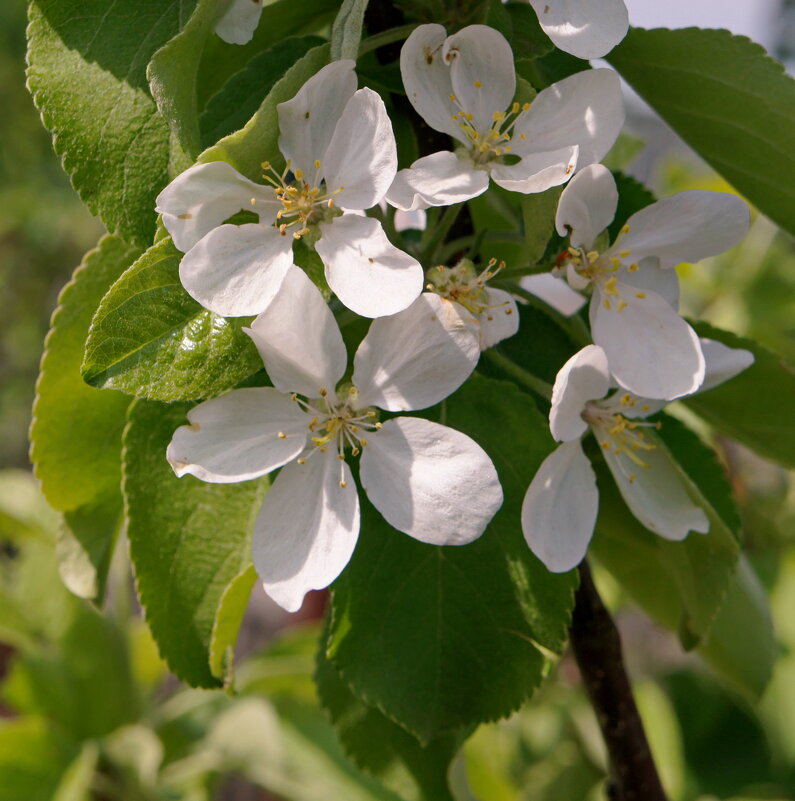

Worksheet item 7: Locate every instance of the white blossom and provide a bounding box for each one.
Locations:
[528,0,629,60]
[215,0,263,45]
[553,164,750,400]
[521,341,753,573]
[386,24,624,211]
[167,266,501,612]
[156,61,423,319]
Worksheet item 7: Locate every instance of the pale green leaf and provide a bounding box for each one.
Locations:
[331,0,370,62]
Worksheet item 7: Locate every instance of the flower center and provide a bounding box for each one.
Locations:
[260,160,343,240]
[427,257,512,321]
[448,95,531,166]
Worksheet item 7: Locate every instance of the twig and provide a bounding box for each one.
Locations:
[569,562,669,801]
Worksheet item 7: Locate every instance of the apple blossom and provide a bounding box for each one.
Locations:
[156,60,423,319]
[167,266,501,612]
[528,0,629,60]
[215,0,262,45]
[553,164,750,400]
[386,24,624,211]
[521,341,753,573]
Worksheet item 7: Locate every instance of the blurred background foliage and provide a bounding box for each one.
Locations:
[2,0,795,798]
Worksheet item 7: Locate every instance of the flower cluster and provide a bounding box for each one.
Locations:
[162,18,753,610]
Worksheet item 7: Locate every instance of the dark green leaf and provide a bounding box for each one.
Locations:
[26,0,193,245]
[608,27,795,238]
[685,322,795,470]
[123,400,266,687]
[505,2,554,60]
[609,171,656,243]
[200,36,325,148]
[82,238,262,402]
[327,376,577,743]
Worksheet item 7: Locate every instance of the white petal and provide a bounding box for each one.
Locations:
[400,24,465,143]
[323,88,397,210]
[619,191,750,269]
[590,284,705,401]
[555,163,618,248]
[166,388,308,483]
[245,265,347,397]
[697,338,754,393]
[615,260,680,309]
[521,440,598,572]
[252,449,360,613]
[529,0,629,60]
[442,25,516,136]
[550,345,611,442]
[520,273,586,316]
[512,69,624,168]
[603,434,709,541]
[352,293,480,411]
[360,416,502,545]
[316,215,423,318]
[156,162,278,253]
[489,145,579,194]
[277,60,358,179]
[385,152,489,211]
[597,390,667,420]
[179,223,293,317]
[394,208,428,232]
[478,288,519,349]
[214,0,262,45]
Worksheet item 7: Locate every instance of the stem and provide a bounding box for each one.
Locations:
[358,24,418,57]
[481,349,553,400]
[419,203,464,264]
[570,563,669,801]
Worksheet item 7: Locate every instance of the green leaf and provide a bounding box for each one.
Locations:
[327,376,577,743]
[685,321,795,470]
[53,742,99,801]
[26,0,192,246]
[331,0,370,62]
[520,186,563,267]
[123,399,267,687]
[591,418,741,648]
[609,171,655,243]
[608,27,795,238]
[148,0,229,173]
[82,238,262,402]
[200,35,325,148]
[199,43,331,179]
[316,644,465,801]
[505,2,554,60]
[698,555,776,700]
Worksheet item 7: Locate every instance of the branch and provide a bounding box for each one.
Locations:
[569,562,668,801]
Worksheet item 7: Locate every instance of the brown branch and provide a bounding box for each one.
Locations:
[569,562,668,801]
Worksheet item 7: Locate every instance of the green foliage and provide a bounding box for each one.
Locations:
[331,0,371,62]
[685,322,795,470]
[82,238,262,402]
[609,27,795,239]
[26,0,192,246]
[327,376,577,743]
[122,400,267,688]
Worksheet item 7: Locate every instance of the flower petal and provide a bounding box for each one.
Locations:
[555,163,618,248]
[442,24,516,136]
[385,151,489,211]
[603,434,709,541]
[214,0,262,45]
[619,191,750,269]
[521,440,598,572]
[352,293,480,411]
[550,345,611,442]
[252,449,360,612]
[400,24,465,143]
[512,69,624,168]
[489,145,579,194]
[360,416,502,545]
[615,259,680,309]
[245,265,347,398]
[698,338,755,393]
[166,388,309,483]
[316,215,423,318]
[179,222,293,317]
[322,88,397,210]
[277,60,358,179]
[478,288,519,349]
[590,284,705,401]
[520,273,587,316]
[156,161,278,253]
[529,0,629,60]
